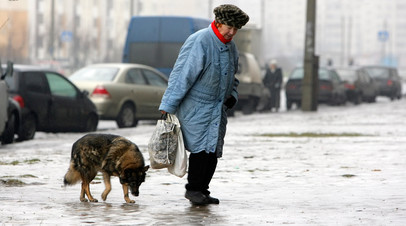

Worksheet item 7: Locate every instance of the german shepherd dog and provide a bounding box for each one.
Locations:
[63,134,149,203]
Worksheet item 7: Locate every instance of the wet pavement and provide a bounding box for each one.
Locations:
[1,96,406,225]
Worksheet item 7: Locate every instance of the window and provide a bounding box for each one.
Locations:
[364,67,390,79]
[330,71,341,82]
[126,69,146,84]
[143,70,167,87]
[319,69,330,80]
[24,72,48,93]
[129,42,183,68]
[45,73,77,97]
[359,71,370,83]
[4,71,17,91]
[336,69,356,83]
[289,68,304,79]
[70,67,118,82]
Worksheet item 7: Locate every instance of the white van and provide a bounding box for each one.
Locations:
[0,79,7,135]
[1,62,18,144]
[234,52,269,114]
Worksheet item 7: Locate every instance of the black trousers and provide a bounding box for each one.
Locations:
[185,151,218,195]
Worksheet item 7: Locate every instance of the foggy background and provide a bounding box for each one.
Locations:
[1,0,405,76]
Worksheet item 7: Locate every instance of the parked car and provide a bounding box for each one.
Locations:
[285,67,347,110]
[234,52,269,115]
[3,64,98,140]
[360,66,402,100]
[3,98,22,144]
[70,63,168,128]
[1,61,21,144]
[335,68,379,104]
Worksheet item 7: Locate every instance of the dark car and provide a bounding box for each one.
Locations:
[360,66,402,100]
[3,64,99,140]
[285,67,347,110]
[336,68,379,104]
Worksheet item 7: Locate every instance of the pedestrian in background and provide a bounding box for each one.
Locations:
[263,59,283,112]
[159,4,249,205]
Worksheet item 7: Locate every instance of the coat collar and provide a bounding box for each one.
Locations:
[211,21,232,44]
[209,23,232,52]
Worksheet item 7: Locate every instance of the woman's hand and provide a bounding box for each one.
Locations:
[224,96,237,109]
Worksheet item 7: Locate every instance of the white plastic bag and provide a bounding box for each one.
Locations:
[167,125,187,178]
[148,114,179,169]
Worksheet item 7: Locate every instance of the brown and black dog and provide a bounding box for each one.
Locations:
[63,134,149,203]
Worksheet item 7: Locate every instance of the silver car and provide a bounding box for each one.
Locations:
[70,63,168,128]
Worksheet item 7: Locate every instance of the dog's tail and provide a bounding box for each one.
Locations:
[63,162,82,186]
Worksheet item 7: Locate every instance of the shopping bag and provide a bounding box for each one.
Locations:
[148,114,179,169]
[167,123,187,178]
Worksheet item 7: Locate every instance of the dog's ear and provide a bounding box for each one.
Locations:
[143,165,149,172]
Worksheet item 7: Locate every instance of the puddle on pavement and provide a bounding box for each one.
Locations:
[61,200,226,225]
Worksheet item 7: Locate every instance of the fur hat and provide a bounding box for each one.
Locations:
[213,4,249,29]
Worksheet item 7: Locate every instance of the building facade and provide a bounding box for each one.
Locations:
[1,0,405,75]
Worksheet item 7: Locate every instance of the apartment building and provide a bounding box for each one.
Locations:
[1,0,405,74]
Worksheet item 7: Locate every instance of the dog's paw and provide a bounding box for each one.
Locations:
[89,198,98,202]
[125,198,135,203]
[80,198,88,202]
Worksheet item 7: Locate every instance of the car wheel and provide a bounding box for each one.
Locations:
[369,95,376,103]
[116,103,138,128]
[330,94,338,105]
[242,98,257,115]
[2,114,15,144]
[17,113,36,141]
[286,99,292,110]
[390,91,396,101]
[354,94,362,105]
[84,114,98,132]
[296,101,302,108]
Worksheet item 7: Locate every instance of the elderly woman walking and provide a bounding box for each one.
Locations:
[159,4,249,205]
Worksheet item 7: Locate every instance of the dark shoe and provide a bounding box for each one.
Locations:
[185,191,209,205]
[206,195,219,204]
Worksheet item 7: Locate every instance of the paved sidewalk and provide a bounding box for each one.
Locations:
[1,97,406,225]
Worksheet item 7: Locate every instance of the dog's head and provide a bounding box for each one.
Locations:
[119,165,149,196]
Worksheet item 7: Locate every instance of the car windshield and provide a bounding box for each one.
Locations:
[69,67,119,81]
[363,67,389,79]
[289,68,330,80]
[336,69,356,82]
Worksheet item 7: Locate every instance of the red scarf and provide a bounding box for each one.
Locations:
[211,21,231,44]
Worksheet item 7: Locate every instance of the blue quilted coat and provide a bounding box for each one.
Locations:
[159,25,239,157]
